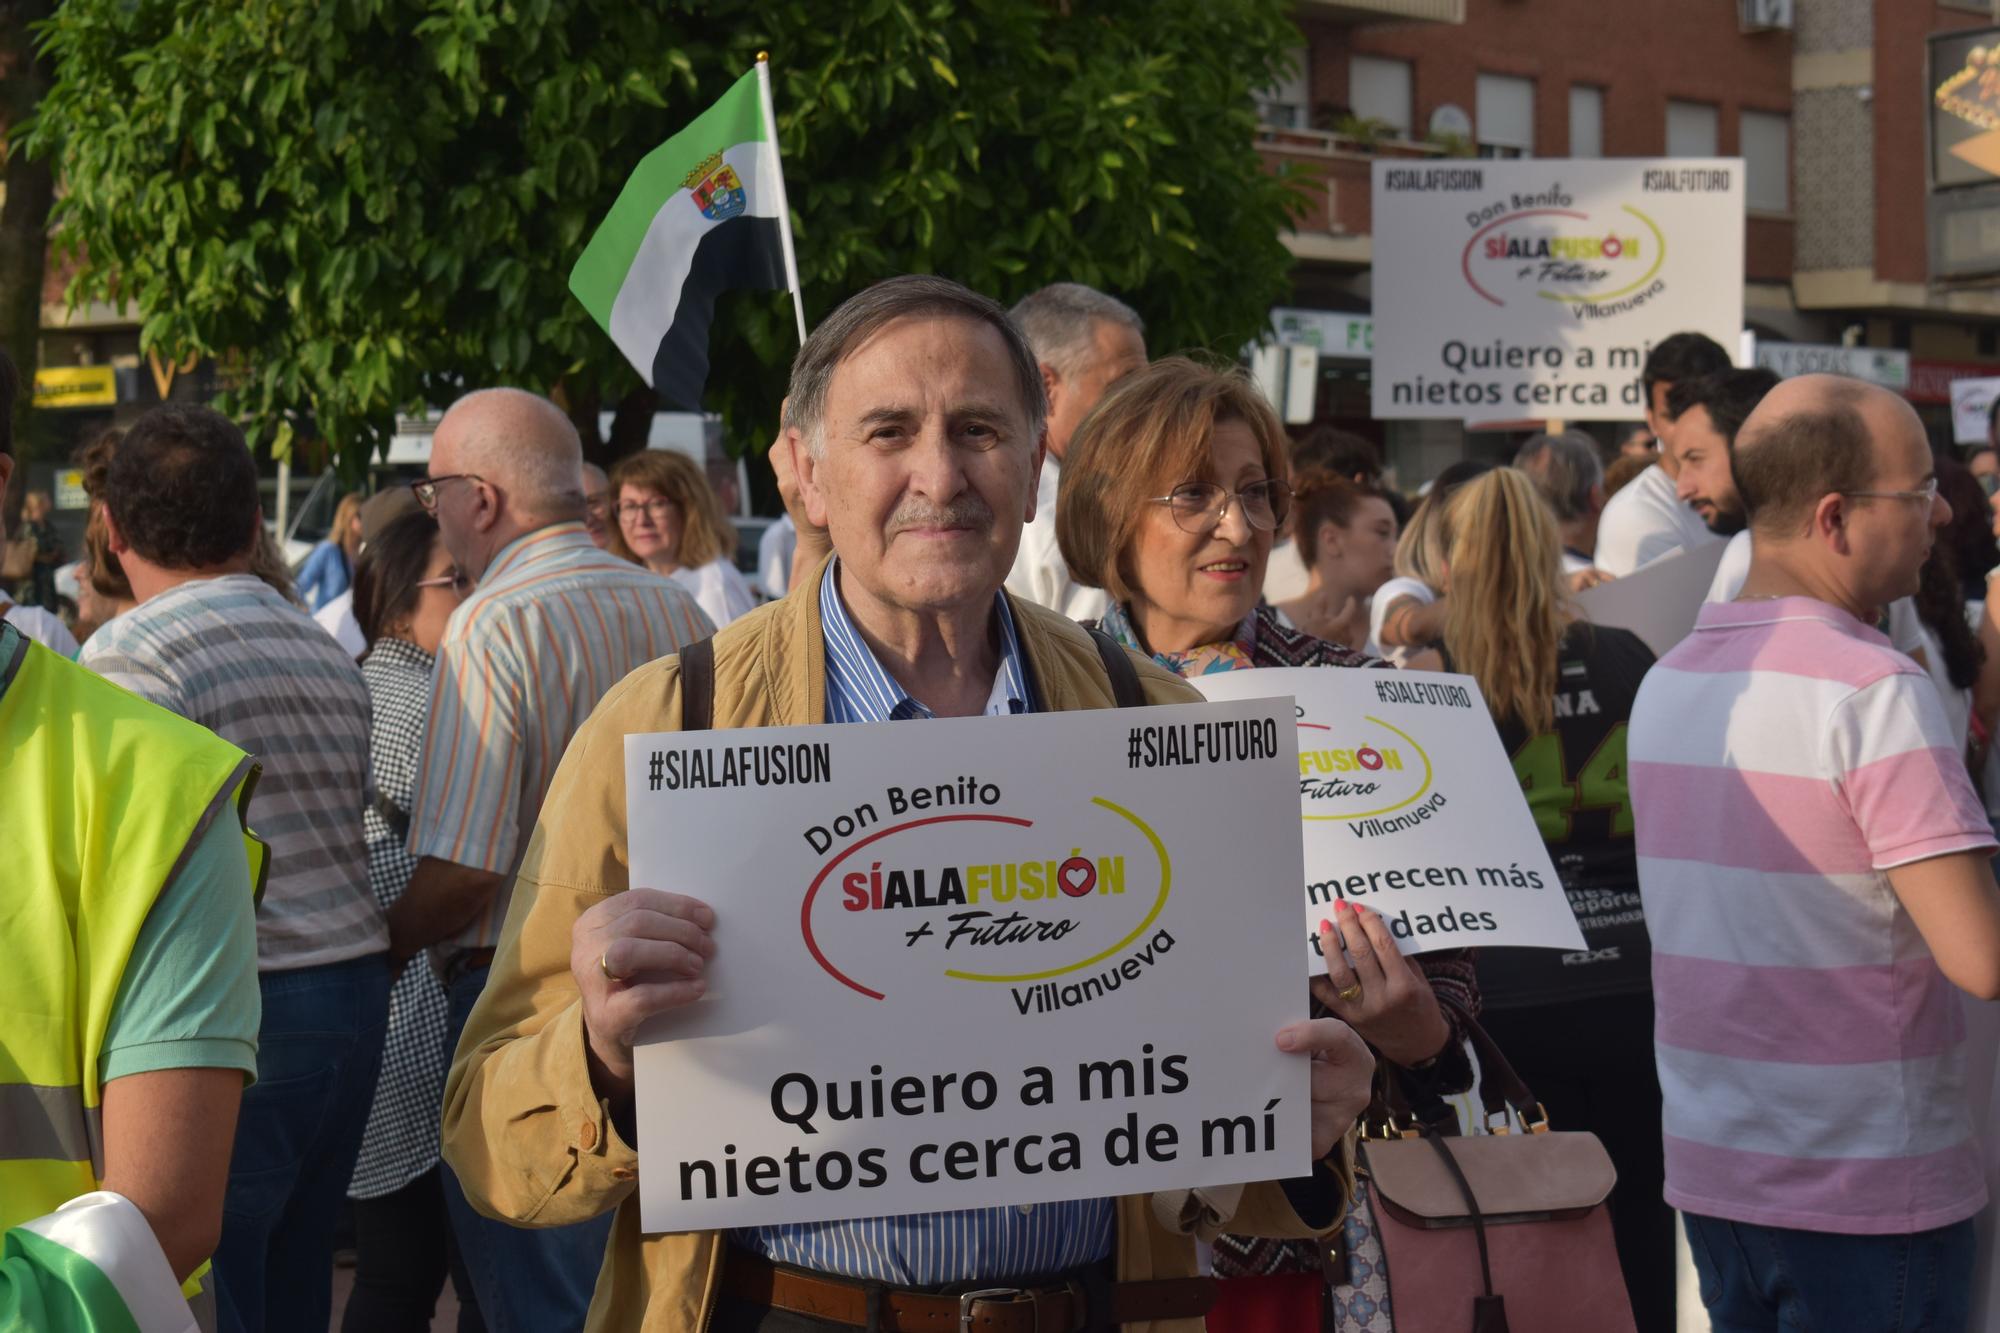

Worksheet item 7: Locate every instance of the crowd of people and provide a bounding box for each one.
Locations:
[6,267,2000,1333]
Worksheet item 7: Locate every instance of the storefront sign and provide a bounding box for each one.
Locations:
[1754,343,1910,390]
[1191,669,1584,960]
[1370,159,1744,420]
[52,470,89,511]
[1270,308,1374,359]
[31,365,117,410]
[625,699,1312,1231]
[1911,359,2000,406]
[1933,27,2000,190]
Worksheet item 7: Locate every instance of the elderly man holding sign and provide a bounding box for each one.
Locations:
[441,276,1373,1333]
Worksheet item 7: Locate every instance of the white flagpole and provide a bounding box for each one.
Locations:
[756,52,809,345]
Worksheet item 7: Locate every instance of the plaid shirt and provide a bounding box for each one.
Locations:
[350,637,452,1198]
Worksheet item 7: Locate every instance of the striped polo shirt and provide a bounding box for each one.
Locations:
[81,573,386,971]
[408,522,712,952]
[1630,597,1995,1234]
[732,563,1116,1285]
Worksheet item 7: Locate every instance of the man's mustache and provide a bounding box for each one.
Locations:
[888,497,994,534]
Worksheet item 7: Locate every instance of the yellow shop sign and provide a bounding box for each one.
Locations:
[32,365,117,409]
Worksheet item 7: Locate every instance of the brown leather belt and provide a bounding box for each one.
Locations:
[721,1249,1215,1332]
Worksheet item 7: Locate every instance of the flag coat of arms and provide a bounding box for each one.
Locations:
[570,68,792,411]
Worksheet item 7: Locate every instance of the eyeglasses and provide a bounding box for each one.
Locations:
[415,569,469,594]
[583,494,610,516]
[617,498,678,522]
[410,474,482,513]
[1842,478,1939,507]
[1146,479,1292,535]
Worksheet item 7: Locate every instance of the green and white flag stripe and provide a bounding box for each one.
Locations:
[3,1192,200,1332]
[570,67,792,410]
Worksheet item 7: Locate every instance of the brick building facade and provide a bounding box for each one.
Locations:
[1263,0,2000,481]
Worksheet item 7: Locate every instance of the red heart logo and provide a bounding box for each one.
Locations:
[1058,856,1096,898]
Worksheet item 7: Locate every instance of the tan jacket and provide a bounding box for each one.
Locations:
[439,560,1351,1332]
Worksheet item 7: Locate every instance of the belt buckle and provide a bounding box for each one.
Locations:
[958,1287,1026,1333]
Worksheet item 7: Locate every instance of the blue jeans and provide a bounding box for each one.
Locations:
[215,953,391,1333]
[440,963,615,1333]
[1683,1212,1975,1333]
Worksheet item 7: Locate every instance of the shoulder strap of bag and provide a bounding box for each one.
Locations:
[678,637,717,732]
[1463,1016,1542,1126]
[1085,626,1146,709]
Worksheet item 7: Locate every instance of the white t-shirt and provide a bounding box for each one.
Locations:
[672,557,757,630]
[1594,462,1718,576]
[1262,539,1310,604]
[1705,529,1926,656]
[314,589,365,659]
[758,514,798,599]
[0,598,79,657]
[1004,456,1109,623]
[1366,575,1436,665]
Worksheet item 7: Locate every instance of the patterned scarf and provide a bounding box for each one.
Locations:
[1097,601,1257,677]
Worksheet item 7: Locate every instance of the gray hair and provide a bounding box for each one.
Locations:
[1512,430,1604,523]
[1008,282,1145,380]
[786,275,1048,457]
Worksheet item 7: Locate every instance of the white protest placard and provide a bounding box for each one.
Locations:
[1574,538,1731,659]
[625,699,1311,1232]
[1190,670,1582,962]
[1950,376,2000,445]
[1370,158,1744,420]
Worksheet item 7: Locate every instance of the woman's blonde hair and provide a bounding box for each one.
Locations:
[332,491,366,560]
[606,449,734,570]
[1391,460,1494,590]
[1056,356,1289,606]
[1441,468,1570,733]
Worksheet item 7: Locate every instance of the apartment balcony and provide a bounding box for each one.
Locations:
[1296,0,1465,24]
[1256,125,1450,263]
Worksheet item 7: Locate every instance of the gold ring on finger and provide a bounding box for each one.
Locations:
[600,951,623,983]
[1336,982,1363,1003]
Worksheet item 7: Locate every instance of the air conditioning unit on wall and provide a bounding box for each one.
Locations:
[1740,0,1795,32]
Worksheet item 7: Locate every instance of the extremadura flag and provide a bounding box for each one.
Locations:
[570,68,792,411]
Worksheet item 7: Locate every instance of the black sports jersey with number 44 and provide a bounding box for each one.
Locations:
[1472,622,1658,1009]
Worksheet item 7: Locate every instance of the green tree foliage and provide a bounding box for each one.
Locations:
[28,0,1304,469]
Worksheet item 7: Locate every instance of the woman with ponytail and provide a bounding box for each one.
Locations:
[1438,468,1672,1332]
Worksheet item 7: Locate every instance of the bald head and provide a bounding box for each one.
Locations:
[1732,374,1921,537]
[434,388,585,521]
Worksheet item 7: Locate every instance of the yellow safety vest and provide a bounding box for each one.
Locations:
[0,628,266,1313]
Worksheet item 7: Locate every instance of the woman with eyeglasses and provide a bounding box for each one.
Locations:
[607,449,756,629]
[1055,357,1479,1332]
[343,509,484,1333]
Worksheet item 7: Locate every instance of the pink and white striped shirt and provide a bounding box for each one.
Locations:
[1630,597,1994,1235]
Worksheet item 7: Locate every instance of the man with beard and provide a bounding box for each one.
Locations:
[1684,369,1932,663]
[1671,367,1779,544]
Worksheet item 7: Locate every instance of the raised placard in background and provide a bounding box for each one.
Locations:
[1370,158,1745,421]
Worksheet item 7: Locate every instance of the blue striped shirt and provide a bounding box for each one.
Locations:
[732,564,1114,1284]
